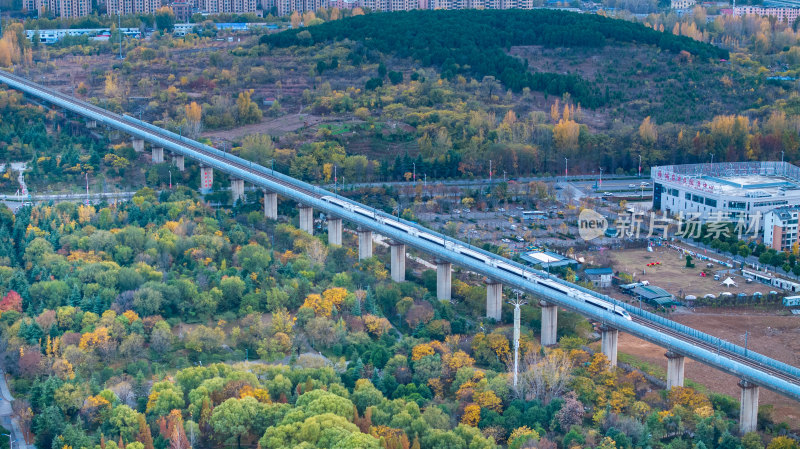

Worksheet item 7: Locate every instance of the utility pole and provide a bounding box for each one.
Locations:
[509,292,527,389]
[489,159,493,184]
[118,13,123,60]
[334,165,337,196]
[599,167,603,189]
[413,162,416,184]
[564,157,568,179]
[85,172,90,205]
[638,154,642,178]
[2,432,13,449]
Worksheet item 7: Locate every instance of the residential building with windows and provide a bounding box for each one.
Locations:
[272,0,542,15]
[106,0,161,15]
[584,267,614,288]
[198,0,257,13]
[670,0,696,8]
[652,162,800,232]
[170,1,194,21]
[724,6,800,23]
[764,206,800,251]
[27,0,92,18]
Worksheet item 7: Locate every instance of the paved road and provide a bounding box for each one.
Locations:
[0,370,32,449]
[322,174,642,190]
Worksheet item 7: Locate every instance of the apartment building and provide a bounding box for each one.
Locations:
[274,0,322,15]
[106,0,160,15]
[199,0,257,13]
[27,0,92,18]
[764,206,800,251]
[670,0,696,9]
[728,5,800,23]
[273,0,540,13]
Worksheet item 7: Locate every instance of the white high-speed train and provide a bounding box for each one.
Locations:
[320,196,632,321]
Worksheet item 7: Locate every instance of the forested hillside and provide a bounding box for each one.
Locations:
[261,9,729,107]
[0,193,796,449]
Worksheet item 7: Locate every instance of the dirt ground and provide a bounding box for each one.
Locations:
[618,310,800,428]
[610,247,768,298]
[202,113,342,141]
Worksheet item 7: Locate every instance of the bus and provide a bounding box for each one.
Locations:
[522,211,547,220]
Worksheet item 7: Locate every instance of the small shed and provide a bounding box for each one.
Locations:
[585,267,614,288]
[632,285,678,307]
[783,296,800,307]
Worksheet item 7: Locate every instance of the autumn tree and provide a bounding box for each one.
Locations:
[236,90,262,125]
[185,102,202,138]
[516,349,573,403]
[639,116,658,145]
[155,7,176,32]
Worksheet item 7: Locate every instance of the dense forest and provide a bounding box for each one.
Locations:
[0,191,796,449]
[261,9,729,107]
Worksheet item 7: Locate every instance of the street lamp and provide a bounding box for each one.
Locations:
[2,432,14,449]
[564,157,568,179]
[638,154,642,178]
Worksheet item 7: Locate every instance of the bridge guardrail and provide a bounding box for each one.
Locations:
[3,70,800,387]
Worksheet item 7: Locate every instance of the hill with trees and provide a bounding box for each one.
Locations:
[261,9,728,107]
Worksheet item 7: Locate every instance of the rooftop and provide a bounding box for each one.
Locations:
[521,251,576,268]
[632,285,673,300]
[653,161,800,197]
[585,267,613,275]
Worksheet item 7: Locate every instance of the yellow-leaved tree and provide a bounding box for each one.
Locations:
[185,102,202,138]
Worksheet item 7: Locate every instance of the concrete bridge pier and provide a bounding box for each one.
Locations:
[152,146,164,163]
[389,240,406,282]
[132,138,144,152]
[540,300,558,346]
[485,279,502,321]
[231,178,245,204]
[86,120,97,129]
[298,204,314,234]
[436,260,452,301]
[739,380,759,435]
[327,218,342,246]
[264,191,277,219]
[600,325,619,367]
[357,228,373,260]
[199,165,213,194]
[665,351,685,389]
[173,154,185,171]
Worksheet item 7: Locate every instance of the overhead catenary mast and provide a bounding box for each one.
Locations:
[509,292,527,388]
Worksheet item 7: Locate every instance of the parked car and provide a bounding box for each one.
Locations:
[603,192,614,196]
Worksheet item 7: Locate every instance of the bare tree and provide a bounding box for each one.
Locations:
[515,349,573,404]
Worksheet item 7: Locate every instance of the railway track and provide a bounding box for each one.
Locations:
[2,70,800,401]
[631,316,800,386]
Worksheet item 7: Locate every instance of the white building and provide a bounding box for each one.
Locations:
[26,27,140,44]
[764,206,800,251]
[652,162,800,229]
[727,6,800,24]
[670,0,695,9]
